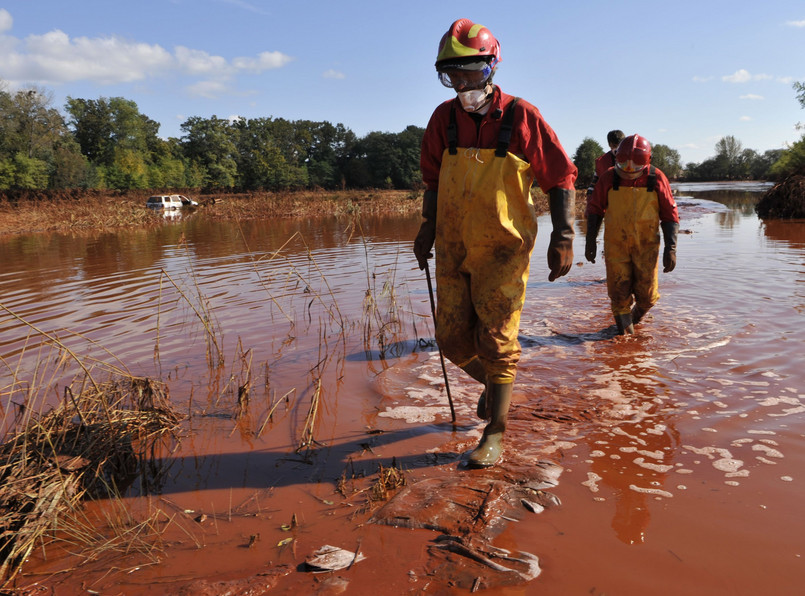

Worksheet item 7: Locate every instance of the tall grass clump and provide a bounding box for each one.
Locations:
[0,372,181,586]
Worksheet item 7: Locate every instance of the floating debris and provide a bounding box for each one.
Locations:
[426,535,541,590]
[305,545,365,572]
[521,499,545,514]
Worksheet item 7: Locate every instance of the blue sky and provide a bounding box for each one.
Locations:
[1,1,804,165]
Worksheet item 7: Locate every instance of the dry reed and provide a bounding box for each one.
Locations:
[0,375,182,586]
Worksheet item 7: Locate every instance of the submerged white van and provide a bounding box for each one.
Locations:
[146,195,184,210]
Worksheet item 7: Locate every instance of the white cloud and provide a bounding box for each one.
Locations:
[739,94,764,100]
[786,19,805,27]
[186,80,230,98]
[739,116,752,121]
[323,69,345,80]
[0,8,12,33]
[722,69,773,83]
[3,30,173,84]
[220,0,272,15]
[723,69,751,83]
[692,75,713,82]
[233,51,293,72]
[175,46,229,76]
[778,76,794,84]
[0,22,292,87]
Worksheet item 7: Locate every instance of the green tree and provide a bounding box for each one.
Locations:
[794,81,805,110]
[769,137,805,178]
[714,136,745,179]
[9,88,67,159]
[397,125,426,189]
[50,137,91,188]
[232,117,307,189]
[572,137,603,188]
[346,126,424,189]
[180,116,238,188]
[767,81,805,178]
[0,86,81,188]
[651,144,682,179]
[65,97,114,164]
[105,147,148,189]
[299,120,357,189]
[0,159,14,189]
[749,149,783,179]
[65,97,160,170]
[0,153,49,189]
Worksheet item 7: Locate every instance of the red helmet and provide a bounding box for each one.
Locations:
[435,19,501,70]
[615,134,651,177]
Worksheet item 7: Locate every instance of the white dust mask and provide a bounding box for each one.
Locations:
[458,88,492,113]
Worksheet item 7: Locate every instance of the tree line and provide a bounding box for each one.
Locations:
[574,83,805,187]
[0,86,424,192]
[2,81,804,192]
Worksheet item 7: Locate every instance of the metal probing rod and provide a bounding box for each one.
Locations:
[424,261,456,423]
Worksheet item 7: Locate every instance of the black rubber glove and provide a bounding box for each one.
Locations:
[413,190,438,270]
[547,187,575,281]
[414,218,436,270]
[585,213,603,263]
[661,221,679,273]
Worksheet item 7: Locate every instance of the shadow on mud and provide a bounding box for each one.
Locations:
[130,422,464,497]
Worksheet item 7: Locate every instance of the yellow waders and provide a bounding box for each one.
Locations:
[434,146,536,384]
[603,184,661,316]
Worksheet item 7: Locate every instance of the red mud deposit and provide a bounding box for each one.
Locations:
[3,182,804,595]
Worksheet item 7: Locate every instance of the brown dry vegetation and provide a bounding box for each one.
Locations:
[0,376,181,586]
[0,188,579,238]
[755,174,805,219]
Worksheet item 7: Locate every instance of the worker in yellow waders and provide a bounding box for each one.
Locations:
[414,19,577,468]
[585,134,679,334]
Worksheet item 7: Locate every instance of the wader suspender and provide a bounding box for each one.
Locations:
[612,165,656,191]
[495,98,519,157]
[446,97,520,157]
[647,166,657,192]
[447,105,458,155]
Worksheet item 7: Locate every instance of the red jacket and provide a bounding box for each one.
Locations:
[420,87,577,193]
[587,167,680,224]
[594,151,616,179]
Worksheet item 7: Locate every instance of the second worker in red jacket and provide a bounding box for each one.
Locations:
[585,134,679,334]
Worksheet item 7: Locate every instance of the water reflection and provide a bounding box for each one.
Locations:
[584,353,680,545]
[762,218,805,248]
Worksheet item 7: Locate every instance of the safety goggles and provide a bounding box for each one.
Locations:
[616,160,646,174]
[437,60,496,90]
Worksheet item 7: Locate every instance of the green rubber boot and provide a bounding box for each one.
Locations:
[631,304,648,326]
[476,386,490,420]
[468,382,513,468]
[460,357,489,420]
[614,312,634,335]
